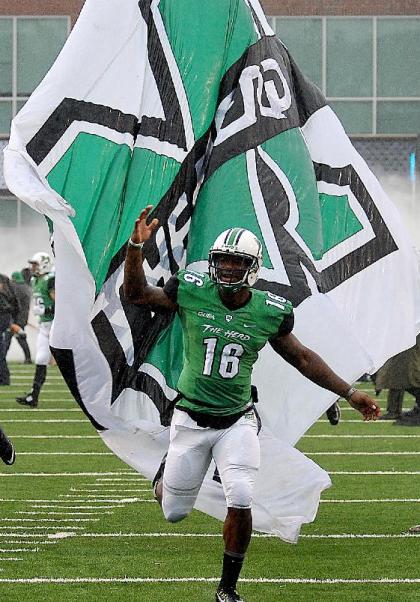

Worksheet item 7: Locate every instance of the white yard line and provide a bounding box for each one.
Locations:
[31,505,121,510]
[306,452,420,456]
[321,498,420,503]
[0,499,138,505]
[0,577,418,584]
[15,512,111,516]
[317,420,390,423]
[0,548,37,553]
[0,420,88,423]
[8,436,99,439]
[18,452,113,456]
[0,518,98,523]
[0,409,81,412]
[0,472,135,477]
[77,532,420,539]
[63,491,151,496]
[95,478,147,482]
[303,435,420,438]
[329,471,420,475]
[0,526,86,531]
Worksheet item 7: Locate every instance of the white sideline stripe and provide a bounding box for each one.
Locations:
[0,577,419,584]
[321,499,420,503]
[18,452,113,456]
[0,558,22,562]
[306,452,420,456]
[329,471,420,475]
[0,472,135,477]
[303,435,420,438]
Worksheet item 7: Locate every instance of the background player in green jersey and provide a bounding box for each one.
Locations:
[124,205,380,602]
[16,252,55,408]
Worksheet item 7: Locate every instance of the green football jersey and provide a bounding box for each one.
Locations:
[31,273,55,323]
[172,269,293,416]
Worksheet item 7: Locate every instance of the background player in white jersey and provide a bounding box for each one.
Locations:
[124,206,380,602]
[16,252,55,408]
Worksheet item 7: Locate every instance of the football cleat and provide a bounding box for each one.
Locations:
[16,393,38,408]
[0,429,15,465]
[326,402,341,426]
[152,453,167,499]
[394,407,420,426]
[215,587,244,602]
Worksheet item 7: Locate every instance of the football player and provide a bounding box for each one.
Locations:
[16,252,55,408]
[124,205,380,602]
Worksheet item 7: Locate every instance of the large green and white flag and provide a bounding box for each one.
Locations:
[4,0,420,541]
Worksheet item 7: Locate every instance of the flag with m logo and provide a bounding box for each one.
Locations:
[4,0,420,541]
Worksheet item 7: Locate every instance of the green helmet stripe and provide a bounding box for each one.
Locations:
[226,227,244,248]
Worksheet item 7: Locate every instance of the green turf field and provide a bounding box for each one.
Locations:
[0,364,419,601]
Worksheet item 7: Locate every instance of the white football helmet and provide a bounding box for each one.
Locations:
[28,252,52,276]
[209,228,263,289]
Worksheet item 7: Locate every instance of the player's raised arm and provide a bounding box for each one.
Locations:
[270,331,381,421]
[123,205,177,310]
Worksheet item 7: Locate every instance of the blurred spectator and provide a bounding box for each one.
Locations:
[0,274,24,386]
[0,425,15,465]
[4,270,33,364]
[375,334,420,425]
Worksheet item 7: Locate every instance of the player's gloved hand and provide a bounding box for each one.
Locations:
[348,390,381,421]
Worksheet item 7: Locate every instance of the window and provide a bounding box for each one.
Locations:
[274,17,322,89]
[272,16,420,136]
[0,16,69,137]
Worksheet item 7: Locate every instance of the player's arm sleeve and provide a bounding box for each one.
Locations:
[163,275,180,305]
[276,310,294,337]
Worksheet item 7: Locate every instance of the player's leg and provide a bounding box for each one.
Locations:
[160,409,213,523]
[16,322,51,407]
[212,410,260,602]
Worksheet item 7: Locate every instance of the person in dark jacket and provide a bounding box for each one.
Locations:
[0,274,24,385]
[4,271,32,364]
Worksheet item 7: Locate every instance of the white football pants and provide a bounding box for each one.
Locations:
[162,408,260,523]
[35,321,52,366]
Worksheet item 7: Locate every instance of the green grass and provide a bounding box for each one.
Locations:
[0,365,419,601]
